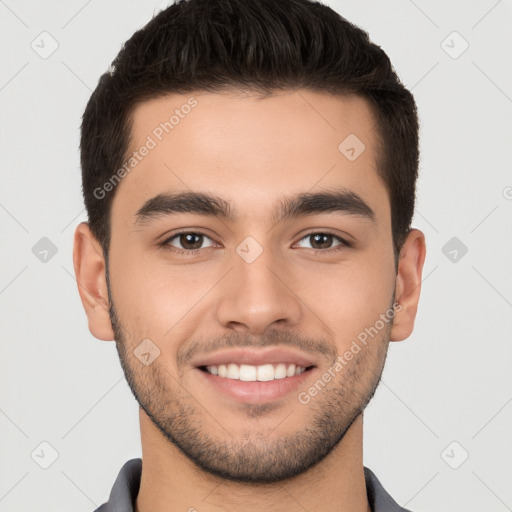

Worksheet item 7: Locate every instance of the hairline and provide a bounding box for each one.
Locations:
[98,87,400,271]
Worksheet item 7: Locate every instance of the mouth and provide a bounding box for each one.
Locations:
[192,346,319,404]
[195,364,317,404]
[197,362,315,382]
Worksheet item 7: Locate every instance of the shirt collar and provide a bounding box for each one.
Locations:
[96,458,412,512]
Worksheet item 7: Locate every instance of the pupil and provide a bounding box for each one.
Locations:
[181,233,202,250]
[311,233,332,249]
[177,234,334,251]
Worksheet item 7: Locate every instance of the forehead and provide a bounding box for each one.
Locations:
[111,89,388,226]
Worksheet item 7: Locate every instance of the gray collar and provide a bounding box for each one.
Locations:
[94,458,413,512]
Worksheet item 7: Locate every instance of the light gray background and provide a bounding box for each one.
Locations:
[1,1,511,511]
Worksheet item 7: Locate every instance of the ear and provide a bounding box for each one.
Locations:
[73,222,115,341]
[390,228,426,342]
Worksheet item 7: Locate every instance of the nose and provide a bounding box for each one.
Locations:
[215,246,302,335]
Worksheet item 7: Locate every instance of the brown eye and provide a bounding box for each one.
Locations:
[178,233,203,250]
[164,232,215,251]
[296,232,350,251]
[310,233,334,249]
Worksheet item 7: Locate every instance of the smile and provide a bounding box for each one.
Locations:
[201,363,309,381]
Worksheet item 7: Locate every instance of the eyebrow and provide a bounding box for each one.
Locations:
[134,188,376,226]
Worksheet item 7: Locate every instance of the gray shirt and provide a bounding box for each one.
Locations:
[94,458,412,512]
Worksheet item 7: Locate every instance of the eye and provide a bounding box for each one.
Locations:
[295,232,351,251]
[159,230,350,256]
[161,231,216,253]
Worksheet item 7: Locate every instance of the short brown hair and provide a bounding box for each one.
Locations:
[80,0,419,261]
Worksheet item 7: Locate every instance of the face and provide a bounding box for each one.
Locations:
[81,90,411,483]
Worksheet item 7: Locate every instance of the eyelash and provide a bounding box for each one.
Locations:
[158,230,352,256]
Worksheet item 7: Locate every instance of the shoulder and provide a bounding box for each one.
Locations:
[91,458,142,512]
[364,466,414,512]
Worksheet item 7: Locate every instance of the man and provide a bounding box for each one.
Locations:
[73,0,426,510]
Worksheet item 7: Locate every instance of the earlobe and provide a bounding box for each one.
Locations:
[390,228,426,342]
[73,222,115,341]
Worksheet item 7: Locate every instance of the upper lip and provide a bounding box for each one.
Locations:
[192,347,318,369]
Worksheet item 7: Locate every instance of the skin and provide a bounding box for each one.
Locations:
[73,89,426,512]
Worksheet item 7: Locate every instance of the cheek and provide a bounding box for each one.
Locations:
[109,246,217,334]
[109,227,396,347]
[108,247,165,333]
[297,254,395,343]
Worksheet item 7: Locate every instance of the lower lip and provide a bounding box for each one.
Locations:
[195,367,316,404]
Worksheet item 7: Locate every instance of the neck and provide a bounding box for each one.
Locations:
[135,410,371,512]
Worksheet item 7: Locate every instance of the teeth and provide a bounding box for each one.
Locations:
[240,364,257,381]
[226,363,240,379]
[257,364,275,381]
[204,363,308,381]
[274,363,287,380]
